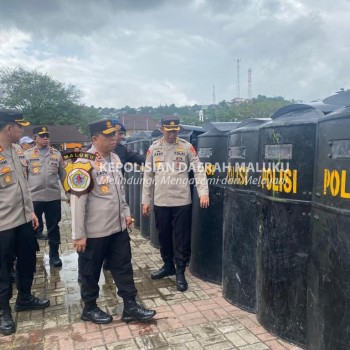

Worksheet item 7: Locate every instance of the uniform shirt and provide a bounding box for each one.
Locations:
[142,137,209,207]
[70,145,130,240]
[114,144,145,166]
[0,143,34,231]
[24,146,64,202]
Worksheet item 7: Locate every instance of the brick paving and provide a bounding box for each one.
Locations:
[0,202,302,350]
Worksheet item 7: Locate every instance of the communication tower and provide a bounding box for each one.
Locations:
[248,68,252,101]
[236,59,241,98]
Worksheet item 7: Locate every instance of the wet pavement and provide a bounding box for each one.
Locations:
[1,202,302,350]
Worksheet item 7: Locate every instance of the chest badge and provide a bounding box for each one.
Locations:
[100,185,110,193]
[4,175,12,184]
[1,166,11,174]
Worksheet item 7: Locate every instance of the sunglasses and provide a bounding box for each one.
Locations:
[38,133,50,138]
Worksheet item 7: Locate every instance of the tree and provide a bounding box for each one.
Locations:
[0,67,82,125]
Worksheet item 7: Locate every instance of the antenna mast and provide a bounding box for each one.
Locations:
[248,68,252,101]
[236,58,241,98]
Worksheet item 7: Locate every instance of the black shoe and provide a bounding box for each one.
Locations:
[81,307,113,324]
[35,232,48,240]
[15,295,50,312]
[0,307,15,336]
[176,273,188,292]
[121,300,156,323]
[49,256,62,267]
[151,264,176,280]
[102,260,110,270]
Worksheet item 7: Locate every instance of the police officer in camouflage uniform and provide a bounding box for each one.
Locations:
[70,119,156,325]
[142,115,209,292]
[0,109,50,336]
[24,126,64,267]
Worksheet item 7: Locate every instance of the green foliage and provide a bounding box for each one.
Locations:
[0,66,294,135]
[0,67,82,125]
[75,105,100,135]
[119,96,293,125]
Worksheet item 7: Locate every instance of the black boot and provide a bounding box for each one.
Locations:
[81,302,113,324]
[0,304,15,336]
[121,298,156,323]
[49,244,62,267]
[151,262,176,280]
[15,293,50,312]
[176,262,188,292]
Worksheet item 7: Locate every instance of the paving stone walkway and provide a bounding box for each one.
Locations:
[0,202,302,350]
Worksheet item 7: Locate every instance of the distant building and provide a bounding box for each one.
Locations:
[117,114,159,136]
[231,97,249,106]
[23,125,90,151]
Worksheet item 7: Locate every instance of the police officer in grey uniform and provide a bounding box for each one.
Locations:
[24,126,64,267]
[101,119,145,271]
[0,109,50,336]
[142,115,209,292]
[70,119,156,325]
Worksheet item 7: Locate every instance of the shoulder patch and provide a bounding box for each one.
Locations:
[189,145,197,156]
[63,161,93,195]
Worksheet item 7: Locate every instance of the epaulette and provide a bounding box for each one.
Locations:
[12,143,22,152]
[177,138,188,144]
[152,139,161,146]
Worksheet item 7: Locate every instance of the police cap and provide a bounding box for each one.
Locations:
[89,119,116,136]
[0,109,30,127]
[111,119,126,133]
[33,126,50,135]
[161,115,180,131]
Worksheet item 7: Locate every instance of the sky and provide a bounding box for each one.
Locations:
[0,0,349,108]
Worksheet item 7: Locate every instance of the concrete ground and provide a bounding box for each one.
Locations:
[0,202,302,350]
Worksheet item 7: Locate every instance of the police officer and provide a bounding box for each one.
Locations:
[24,126,64,267]
[0,109,50,336]
[112,119,145,166]
[19,136,35,151]
[101,119,146,271]
[70,119,156,324]
[142,115,209,292]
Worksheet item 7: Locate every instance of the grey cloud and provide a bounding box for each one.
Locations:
[1,0,350,106]
[0,0,188,36]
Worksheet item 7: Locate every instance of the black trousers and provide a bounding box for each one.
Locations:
[78,229,137,303]
[0,222,37,303]
[154,204,192,265]
[33,200,61,245]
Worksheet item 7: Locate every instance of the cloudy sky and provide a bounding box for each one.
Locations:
[0,0,349,108]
